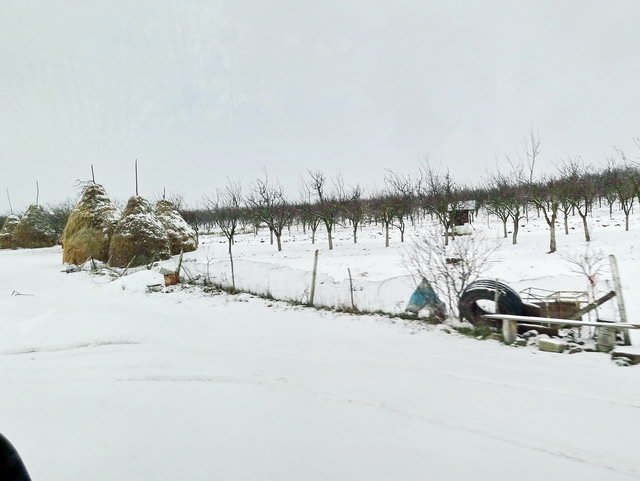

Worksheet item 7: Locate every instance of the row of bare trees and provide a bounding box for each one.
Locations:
[179,154,640,255]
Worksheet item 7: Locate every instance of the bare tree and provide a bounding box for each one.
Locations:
[525,129,541,183]
[337,179,364,244]
[416,163,458,245]
[385,171,414,243]
[559,159,595,242]
[370,191,396,248]
[307,170,340,250]
[561,246,607,317]
[207,180,242,289]
[485,173,511,238]
[406,227,499,319]
[180,209,201,243]
[607,153,636,232]
[528,176,561,253]
[246,173,292,251]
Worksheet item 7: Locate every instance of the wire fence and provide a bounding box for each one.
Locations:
[175,252,624,326]
[180,257,416,314]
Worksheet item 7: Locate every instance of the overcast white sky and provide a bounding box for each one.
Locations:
[2,0,640,211]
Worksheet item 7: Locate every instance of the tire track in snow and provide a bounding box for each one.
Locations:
[1,339,140,355]
[115,370,640,478]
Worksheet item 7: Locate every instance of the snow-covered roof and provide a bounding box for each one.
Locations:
[448,200,476,212]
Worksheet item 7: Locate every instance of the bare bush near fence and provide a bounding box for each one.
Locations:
[406,229,499,319]
[560,246,607,308]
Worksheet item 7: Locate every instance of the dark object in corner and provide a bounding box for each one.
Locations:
[0,433,31,481]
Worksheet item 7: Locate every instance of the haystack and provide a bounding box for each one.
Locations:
[62,183,119,264]
[108,196,171,267]
[0,215,21,249]
[13,205,57,248]
[155,200,198,255]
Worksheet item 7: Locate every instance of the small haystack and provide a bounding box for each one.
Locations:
[0,215,21,249]
[62,183,119,264]
[109,196,171,267]
[13,205,57,248]
[155,200,198,255]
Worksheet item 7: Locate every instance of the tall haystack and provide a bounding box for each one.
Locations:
[62,183,119,264]
[109,196,171,267]
[0,215,21,249]
[155,200,198,255]
[13,205,57,248]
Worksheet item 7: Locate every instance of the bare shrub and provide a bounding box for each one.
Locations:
[560,246,608,314]
[406,229,499,318]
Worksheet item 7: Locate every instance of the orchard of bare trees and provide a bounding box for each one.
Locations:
[174,147,640,255]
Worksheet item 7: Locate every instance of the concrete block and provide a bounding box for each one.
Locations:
[538,339,568,353]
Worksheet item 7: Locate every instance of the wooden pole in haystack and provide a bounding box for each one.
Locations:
[6,189,13,215]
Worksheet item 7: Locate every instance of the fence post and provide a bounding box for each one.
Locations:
[348,267,355,311]
[309,249,319,306]
[609,255,630,345]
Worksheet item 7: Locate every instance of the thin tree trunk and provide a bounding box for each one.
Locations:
[384,222,389,247]
[512,218,519,245]
[228,238,235,290]
[564,213,569,235]
[276,233,282,251]
[581,214,590,242]
[502,219,507,238]
[549,221,557,253]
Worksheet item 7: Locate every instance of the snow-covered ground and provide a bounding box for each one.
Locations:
[1,208,640,480]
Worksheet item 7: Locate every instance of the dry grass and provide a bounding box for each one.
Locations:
[0,215,20,249]
[155,199,198,255]
[62,183,119,264]
[13,205,57,248]
[108,196,171,267]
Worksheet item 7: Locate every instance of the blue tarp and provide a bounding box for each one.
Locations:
[405,278,446,316]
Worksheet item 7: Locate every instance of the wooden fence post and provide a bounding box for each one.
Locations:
[609,255,631,345]
[309,249,319,306]
[348,267,355,311]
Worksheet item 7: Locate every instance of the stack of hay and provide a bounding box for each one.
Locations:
[109,196,171,267]
[0,215,21,249]
[13,205,57,248]
[62,183,119,265]
[155,200,198,255]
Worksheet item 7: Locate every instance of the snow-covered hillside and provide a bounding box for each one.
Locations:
[1,207,640,480]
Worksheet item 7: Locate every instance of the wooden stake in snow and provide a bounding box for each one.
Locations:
[348,267,355,311]
[229,243,235,291]
[176,249,184,278]
[609,254,631,345]
[135,159,139,196]
[35,180,40,205]
[91,165,96,183]
[309,249,319,306]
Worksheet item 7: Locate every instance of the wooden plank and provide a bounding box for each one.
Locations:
[568,290,616,320]
[483,314,640,329]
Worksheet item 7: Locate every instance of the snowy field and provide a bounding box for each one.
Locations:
[1,208,640,480]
